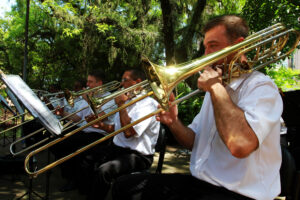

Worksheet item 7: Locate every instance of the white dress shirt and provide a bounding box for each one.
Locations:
[94,91,117,125]
[66,96,111,134]
[188,71,283,200]
[113,95,160,155]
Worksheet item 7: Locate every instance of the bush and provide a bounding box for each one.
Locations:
[265,65,300,91]
[176,82,204,126]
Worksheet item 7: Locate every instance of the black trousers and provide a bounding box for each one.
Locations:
[112,173,254,200]
[77,144,153,200]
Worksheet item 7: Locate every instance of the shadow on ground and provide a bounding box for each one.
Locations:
[0,140,190,200]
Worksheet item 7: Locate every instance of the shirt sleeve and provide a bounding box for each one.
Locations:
[75,99,92,120]
[130,98,157,137]
[238,78,283,145]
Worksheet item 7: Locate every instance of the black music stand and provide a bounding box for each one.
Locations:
[17,119,52,200]
[0,73,62,200]
[17,158,45,200]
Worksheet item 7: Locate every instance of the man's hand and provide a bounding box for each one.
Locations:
[85,114,97,122]
[115,93,129,107]
[85,114,101,128]
[198,66,223,92]
[55,106,64,117]
[156,93,178,127]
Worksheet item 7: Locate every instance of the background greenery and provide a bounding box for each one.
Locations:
[0,0,299,125]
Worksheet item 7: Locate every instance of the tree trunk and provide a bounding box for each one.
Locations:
[160,0,175,66]
[176,0,207,63]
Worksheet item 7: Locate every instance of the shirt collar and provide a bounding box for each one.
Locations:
[227,73,250,91]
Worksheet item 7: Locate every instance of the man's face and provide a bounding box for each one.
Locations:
[203,25,233,66]
[121,71,137,89]
[87,75,102,89]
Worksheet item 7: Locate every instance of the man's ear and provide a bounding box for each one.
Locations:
[234,37,244,44]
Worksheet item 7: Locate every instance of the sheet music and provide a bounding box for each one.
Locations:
[1,74,62,135]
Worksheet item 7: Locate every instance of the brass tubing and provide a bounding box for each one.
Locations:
[23,23,300,177]
[11,82,148,156]
[24,91,154,178]
[228,28,300,80]
[1,81,119,126]
[9,104,91,156]
[68,80,120,98]
[24,88,205,178]
[10,100,117,156]
[90,80,149,107]
[143,23,299,109]
[0,96,66,132]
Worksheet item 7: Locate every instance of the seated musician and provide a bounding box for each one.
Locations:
[111,15,283,200]
[79,69,160,199]
[51,72,116,192]
[48,84,65,110]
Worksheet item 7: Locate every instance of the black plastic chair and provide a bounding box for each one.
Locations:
[154,124,167,174]
[131,124,167,174]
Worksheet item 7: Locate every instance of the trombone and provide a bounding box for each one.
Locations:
[10,81,143,156]
[143,23,300,109]
[24,23,299,177]
[0,81,120,135]
[66,80,120,107]
[0,97,66,135]
[9,104,91,156]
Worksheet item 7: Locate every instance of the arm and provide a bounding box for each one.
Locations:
[55,106,81,122]
[156,93,195,150]
[198,67,259,158]
[115,94,137,138]
[85,114,115,133]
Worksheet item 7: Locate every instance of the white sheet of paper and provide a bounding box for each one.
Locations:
[1,74,62,135]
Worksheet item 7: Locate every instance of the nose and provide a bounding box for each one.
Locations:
[204,48,211,55]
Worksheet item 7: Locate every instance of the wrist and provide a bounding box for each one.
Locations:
[168,116,179,130]
[117,101,125,107]
[208,82,223,93]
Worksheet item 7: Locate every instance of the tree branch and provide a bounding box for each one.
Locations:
[176,0,206,63]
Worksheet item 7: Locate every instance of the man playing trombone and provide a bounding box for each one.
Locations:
[79,69,160,200]
[112,15,283,200]
[51,72,116,192]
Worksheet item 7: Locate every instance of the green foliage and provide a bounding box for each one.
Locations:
[176,82,203,125]
[0,0,163,89]
[243,0,300,31]
[0,0,298,98]
[266,65,300,91]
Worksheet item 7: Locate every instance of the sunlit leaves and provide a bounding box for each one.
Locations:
[62,27,82,38]
[266,65,300,91]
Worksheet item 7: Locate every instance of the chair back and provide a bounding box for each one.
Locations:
[155,124,167,174]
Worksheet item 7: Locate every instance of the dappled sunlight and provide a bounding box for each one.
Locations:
[150,145,190,174]
[1,142,190,199]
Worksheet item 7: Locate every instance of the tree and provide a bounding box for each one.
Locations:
[0,0,298,91]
